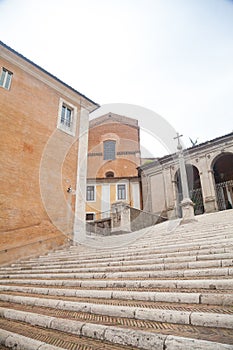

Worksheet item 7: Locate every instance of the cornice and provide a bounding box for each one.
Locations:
[0,43,99,112]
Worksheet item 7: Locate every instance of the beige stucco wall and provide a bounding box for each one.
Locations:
[140,133,233,218]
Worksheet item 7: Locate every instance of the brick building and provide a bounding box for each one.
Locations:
[0,41,98,264]
[86,113,141,221]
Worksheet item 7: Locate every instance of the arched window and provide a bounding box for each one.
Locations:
[105,171,114,178]
[104,140,116,160]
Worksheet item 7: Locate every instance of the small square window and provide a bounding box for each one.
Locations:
[86,185,95,201]
[57,99,77,136]
[86,213,95,221]
[117,184,126,200]
[0,67,13,90]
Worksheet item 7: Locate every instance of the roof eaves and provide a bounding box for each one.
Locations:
[0,41,99,108]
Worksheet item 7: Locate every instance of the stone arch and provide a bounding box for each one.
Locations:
[175,164,204,217]
[212,152,233,210]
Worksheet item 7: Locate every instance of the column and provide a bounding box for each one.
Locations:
[73,108,89,243]
[163,167,177,219]
[174,133,196,224]
[198,156,217,213]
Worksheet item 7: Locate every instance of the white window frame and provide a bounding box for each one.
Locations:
[0,67,13,90]
[116,183,127,201]
[57,98,77,136]
[86,212,95,221]
[86,185,96,202]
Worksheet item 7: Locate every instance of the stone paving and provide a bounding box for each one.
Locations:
[0,209,233,349]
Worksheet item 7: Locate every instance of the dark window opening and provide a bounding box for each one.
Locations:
[105,171,114,178]
[104,140,116,160]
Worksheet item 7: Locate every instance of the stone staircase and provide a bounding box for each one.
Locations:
[0,209,233,350]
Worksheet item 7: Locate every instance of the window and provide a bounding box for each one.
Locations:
[86,213,95,221]
[105,171,114,178]
[117,184,126,200]
[86,185,95,201]
[104,140,116,160]
[0,68,13,90]
[61,104,72,128]
[57,99,77,136]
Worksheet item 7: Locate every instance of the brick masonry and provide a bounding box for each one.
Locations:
[0,42,97,264]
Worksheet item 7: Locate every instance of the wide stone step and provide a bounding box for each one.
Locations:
[0,285,233,306]
[0,293,233,330]
[1,258,233,275]
[29,240,233,264]
[0,327,63,349]
[0,317,138,350]
[3,253,233,273]
[53,232,233,256]
[13,248,232,272]
[41,234,233,255]
[0,266,232,280]
[0,278,232,290]
[0,303,233,349]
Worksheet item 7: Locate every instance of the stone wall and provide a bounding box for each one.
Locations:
[130,207,165,231]
[86,218,111,235]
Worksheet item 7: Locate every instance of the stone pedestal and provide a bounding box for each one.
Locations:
[111,202,131,233]
[180,198,196,224]
[204,196,217,213]
[166,206,177,220]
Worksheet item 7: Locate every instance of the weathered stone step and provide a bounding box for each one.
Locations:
[1,258,233,276]
[1,294,233,329]
[1,304,233,349]
[0,266,232,280]
[12,251,233,268]
[0,278,232,290]
[0,327,64,349]
[44,235,233,255]
[0,285,232,306]
[30,240,233,264]
[66,232,233,254]
[4,253,233,273]
[0,316,138,350]
[2,290,233,316]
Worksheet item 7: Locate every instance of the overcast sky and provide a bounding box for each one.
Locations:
[1,0,233,156]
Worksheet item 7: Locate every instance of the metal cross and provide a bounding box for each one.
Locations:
[174,132,183,150]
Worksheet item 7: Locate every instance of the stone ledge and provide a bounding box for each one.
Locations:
[0,328,63,350]
[1,308,233,350]
[0,278,233,290]
[1,295,233,329]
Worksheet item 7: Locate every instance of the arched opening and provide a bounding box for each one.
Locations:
[213,153,233,210]
[175,164,204,217]
[105,171,114,178]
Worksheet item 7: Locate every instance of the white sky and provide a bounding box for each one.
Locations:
[0,0,233,157]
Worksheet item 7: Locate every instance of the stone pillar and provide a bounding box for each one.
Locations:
[141,171,152,212]
[73,108,89,243]
[174,133,196,224]
[198,156,217,213]
[111,202,131,233]
[163,167,177,219]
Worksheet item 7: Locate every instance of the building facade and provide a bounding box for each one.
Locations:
[0,41,98,264]
[140,132,233,219]
[86,113,141,221]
